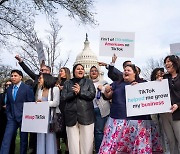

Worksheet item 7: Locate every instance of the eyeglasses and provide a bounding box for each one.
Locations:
[40,69,48,72]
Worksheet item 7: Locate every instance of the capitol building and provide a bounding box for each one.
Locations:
[74,34,104,79]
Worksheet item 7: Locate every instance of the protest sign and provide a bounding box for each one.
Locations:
[170,43,180,57]
[99,31,135,57]
[125,79,171,117]
[21,102,49,133]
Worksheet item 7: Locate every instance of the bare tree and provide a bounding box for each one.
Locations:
[0,0,96,74]
[18,19,70,75]
[0,1,38,50]
[0,63,36,90]
[45,19,62,74]
[0,0,96,51]
[0,64,12,83]
[32,0,97,25]
[141,57,164,80]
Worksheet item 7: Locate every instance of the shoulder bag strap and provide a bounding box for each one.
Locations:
[51,87,53,101]
[50,88,55,123]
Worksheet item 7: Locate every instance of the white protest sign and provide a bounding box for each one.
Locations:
[125,79,171,117]
[170,43,180,57]
[21,102,49,133]
[35,41,46,63]
[99,31,135,57]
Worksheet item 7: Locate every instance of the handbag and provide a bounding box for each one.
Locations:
[49,88,64,133]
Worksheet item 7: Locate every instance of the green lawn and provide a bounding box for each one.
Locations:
[15,130,66,154]
[15,130,20,154]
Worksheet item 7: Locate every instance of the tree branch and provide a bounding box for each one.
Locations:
[0,0,8,5]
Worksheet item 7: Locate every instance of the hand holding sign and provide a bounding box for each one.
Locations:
[126,79,171,117]
[171,104,179,113]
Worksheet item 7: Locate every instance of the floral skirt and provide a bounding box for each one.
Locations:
[98,117,163,154]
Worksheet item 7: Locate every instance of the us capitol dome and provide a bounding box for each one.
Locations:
[74,34,104,79]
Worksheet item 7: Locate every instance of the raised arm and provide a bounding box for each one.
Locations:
[15,55,37,80]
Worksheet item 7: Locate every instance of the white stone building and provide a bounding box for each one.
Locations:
[74,34,104,79]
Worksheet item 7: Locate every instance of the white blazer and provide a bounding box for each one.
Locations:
[36,86,60,113]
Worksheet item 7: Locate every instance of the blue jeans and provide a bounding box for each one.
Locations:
[94,108,108,153]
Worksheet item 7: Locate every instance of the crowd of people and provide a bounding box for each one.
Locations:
[0,54,180,154]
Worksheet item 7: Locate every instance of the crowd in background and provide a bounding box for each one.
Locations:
[0,54,180,154]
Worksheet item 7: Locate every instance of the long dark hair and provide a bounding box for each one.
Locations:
[164,55,180,73]
[41,73,56,89]
[150,68,164,81]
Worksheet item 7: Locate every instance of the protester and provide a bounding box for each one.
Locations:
[0,70,35,154]
[56,67,71,154]
[99,64,163,153]
[98,54,132,81]
[160,55,180,154]
[89,66,110,153]
[25,79,34,87]
[15,55,51,154]
[151,68,170,151]
[0,81,12,145]
[61,64,96,154]
[0,80,16,154]
[15,55,51,92]
[24,79,36,154]
[150,68,165,81]
[36,73,60,154]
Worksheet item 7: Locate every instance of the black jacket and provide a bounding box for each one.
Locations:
[61,78,96,126]
[19,61,40,93]
[108,65,123,81]
[164,73,180,120]
[0,93,6,116]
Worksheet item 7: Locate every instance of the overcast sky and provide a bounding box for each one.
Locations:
[2,0,180,76]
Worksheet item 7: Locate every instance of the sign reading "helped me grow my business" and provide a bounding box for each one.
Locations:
[125,79,171,117]
[99,31,135,57]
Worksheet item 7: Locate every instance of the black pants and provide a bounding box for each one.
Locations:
[29,133,37,154]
